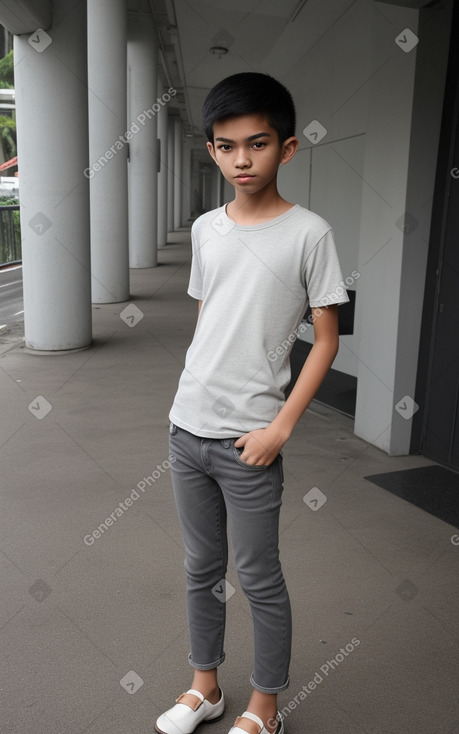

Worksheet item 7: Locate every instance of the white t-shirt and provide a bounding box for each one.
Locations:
[169,204,349,438]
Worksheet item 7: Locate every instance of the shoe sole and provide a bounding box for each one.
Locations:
[154,710,225,734]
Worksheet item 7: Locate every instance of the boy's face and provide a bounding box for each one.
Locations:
[206,113,297,195]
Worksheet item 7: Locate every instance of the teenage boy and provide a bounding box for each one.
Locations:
[155,73,349,734]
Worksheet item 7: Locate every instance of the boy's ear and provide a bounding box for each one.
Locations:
[280,136,299,165]
[206,141,219,165]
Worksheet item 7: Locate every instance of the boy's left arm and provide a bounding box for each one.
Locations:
[234,305,339,466]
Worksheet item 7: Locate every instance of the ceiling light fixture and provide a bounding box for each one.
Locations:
[209,45,229,58]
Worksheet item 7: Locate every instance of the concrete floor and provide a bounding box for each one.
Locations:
[1,231,458,734]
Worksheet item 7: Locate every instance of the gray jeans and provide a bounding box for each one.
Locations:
[169,422,291,694]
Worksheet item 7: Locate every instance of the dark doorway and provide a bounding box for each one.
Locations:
[287,293,358,417]
[413,1,459,471]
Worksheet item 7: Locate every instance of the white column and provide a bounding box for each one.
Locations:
[127,13,159,267]
[167,117,175,232]
[157,84,168,248]
[88,0,129,303]
[14,0,91,351]
[354,6,419,454]
[182,138,191,225]
[173,117,183,230]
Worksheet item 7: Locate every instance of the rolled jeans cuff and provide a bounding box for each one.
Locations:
[250,672,290,694]
[188,652,226,670]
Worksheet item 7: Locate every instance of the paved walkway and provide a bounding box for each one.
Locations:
[1,231,458,734]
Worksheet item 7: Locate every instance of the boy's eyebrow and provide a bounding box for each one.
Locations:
[214,132,271,143]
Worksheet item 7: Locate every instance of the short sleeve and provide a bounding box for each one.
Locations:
[187,227,203,300]
[304,229,350,308]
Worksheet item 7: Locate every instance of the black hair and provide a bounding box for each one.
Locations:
[202,72,296,144]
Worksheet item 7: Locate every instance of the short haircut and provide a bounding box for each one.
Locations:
[202,72,296,144]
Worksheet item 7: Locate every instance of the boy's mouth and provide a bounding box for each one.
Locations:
[235,174,255,180]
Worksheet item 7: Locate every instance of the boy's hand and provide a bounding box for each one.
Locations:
[234,425,289,466]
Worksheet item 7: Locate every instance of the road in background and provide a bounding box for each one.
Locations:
[0,265,23,329]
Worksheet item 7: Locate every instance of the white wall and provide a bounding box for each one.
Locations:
[273,0,452,454]
[279,134,365,378]
[277,0,372,377]
[353,4,419,452]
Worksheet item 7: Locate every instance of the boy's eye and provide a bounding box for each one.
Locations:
[216,142,266,152]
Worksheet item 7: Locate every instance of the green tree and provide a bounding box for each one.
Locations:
[0,50,14,88]
[0,50,16,162]
[0,115,16,160]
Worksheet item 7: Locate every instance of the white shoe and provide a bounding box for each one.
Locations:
[155,688,225,734]
[227,710,284,734]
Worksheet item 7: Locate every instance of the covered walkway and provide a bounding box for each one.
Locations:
[1,233,458,733]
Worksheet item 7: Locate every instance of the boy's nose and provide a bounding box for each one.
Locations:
[235,154,251,168]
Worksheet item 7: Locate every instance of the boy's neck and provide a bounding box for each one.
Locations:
[226,188,294,225]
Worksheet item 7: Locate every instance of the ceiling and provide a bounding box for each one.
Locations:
[127,0,437,140]
[128,0,373,139]
[0,0,434,136]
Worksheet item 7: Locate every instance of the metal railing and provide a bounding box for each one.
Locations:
[0,204,21,264]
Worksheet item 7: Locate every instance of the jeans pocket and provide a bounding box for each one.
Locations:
[232,444,270,471]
